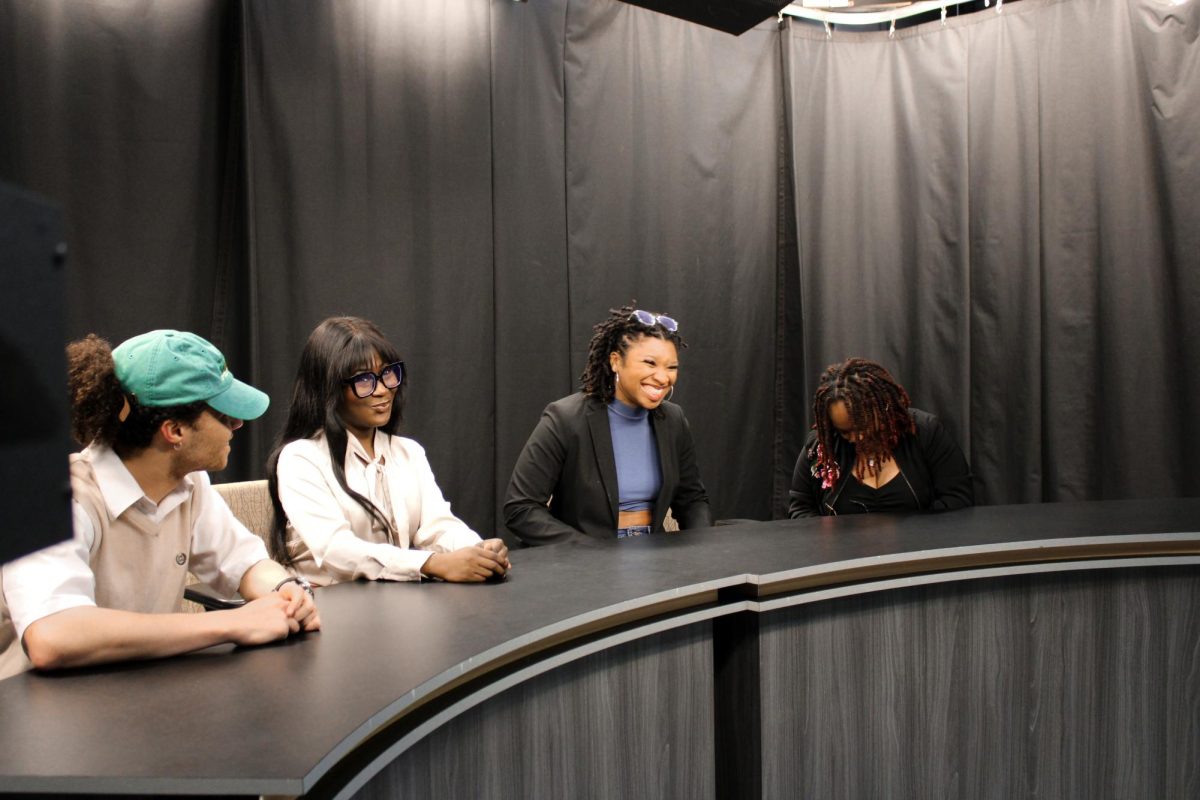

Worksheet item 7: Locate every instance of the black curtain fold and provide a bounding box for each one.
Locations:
[785,17,974,466]
[773,28,806,517]
[559,2,782,521]
[784,0,1200,505]
[2,0,1197,540]
[240,0,498,528]
[0,0,241,345]
[490,0,573,532]
[963,10,1044,503]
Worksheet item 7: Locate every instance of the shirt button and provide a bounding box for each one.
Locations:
[175,553,187,566]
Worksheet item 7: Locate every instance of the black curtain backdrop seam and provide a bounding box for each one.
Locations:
[773,18,794,518]
[561,0,574,388]
[488,0,499,535]
[238,0,265,472]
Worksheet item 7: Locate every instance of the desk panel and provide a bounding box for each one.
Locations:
[759,566,1200,798]
[355,622,714,800]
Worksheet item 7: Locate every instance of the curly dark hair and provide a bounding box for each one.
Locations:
[580,304,686,400]
[66,334,206,457]
[810,358,915,487]
[266,316,406,565]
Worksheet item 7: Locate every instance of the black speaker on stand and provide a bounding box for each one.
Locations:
[617,0,793,35]
[0,182,73,565]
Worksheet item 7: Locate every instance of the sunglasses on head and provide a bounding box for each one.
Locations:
[343,361,405,398]
[629,309,679,333]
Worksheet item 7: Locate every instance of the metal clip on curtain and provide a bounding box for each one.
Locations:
[824,20,832,38]
[941,3,948,26]
[889,18,896,38]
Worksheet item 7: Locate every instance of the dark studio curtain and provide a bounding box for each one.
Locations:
[490,0,574,532]
[782,0,1200,506]
[240,1,497,526]
[2,0,1197,541]
[0,0,263,471]
[557,2,782,521]
[0,2,247,356]
[492,0,782,524]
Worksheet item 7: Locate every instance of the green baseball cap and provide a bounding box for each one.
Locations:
[112,330,269,420]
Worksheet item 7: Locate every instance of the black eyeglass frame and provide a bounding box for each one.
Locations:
[343,361,406,398]
[629,310,679,333]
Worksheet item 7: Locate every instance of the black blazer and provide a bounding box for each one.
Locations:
[504,392,713,545]
[789,408,974,518]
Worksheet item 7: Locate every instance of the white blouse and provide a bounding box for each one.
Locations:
[275,430,481,585]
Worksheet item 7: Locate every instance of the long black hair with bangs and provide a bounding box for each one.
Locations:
[266,316,406,564]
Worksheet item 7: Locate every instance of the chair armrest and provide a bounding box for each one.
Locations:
[183,584,246,611]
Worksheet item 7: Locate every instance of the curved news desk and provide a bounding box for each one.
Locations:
[1,499,1198,798]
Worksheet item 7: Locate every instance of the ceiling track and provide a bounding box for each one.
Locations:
[781,0,1006,28]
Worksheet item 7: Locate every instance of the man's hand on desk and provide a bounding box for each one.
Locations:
[276,580,321,632]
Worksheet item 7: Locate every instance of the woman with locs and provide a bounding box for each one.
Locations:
[505,304,713,544]
[789,357,973,517]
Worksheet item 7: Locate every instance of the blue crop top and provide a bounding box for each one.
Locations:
[607,398,662,512]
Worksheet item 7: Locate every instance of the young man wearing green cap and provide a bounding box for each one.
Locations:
[0,330,320,680]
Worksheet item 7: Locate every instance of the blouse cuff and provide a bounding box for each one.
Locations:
[381,548,433,583]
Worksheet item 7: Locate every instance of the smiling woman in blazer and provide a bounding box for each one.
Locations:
[505,305,713,545]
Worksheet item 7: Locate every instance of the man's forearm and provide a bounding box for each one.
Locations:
[21,606,239,671]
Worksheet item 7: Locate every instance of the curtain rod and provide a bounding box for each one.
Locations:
[781,0,1002,27]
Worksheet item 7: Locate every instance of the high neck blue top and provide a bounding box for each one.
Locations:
[607,397,662,512]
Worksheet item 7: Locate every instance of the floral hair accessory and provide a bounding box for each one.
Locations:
[810,443,840,490]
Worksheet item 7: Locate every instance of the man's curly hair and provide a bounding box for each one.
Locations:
[66,334,205,456]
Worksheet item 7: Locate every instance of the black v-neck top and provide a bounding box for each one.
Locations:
[788,408,975,518]
[833,470,919,514]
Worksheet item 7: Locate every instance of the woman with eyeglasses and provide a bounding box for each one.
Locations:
[266,317,509,584]
[788,358,973,518]
[505,304,712,544]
